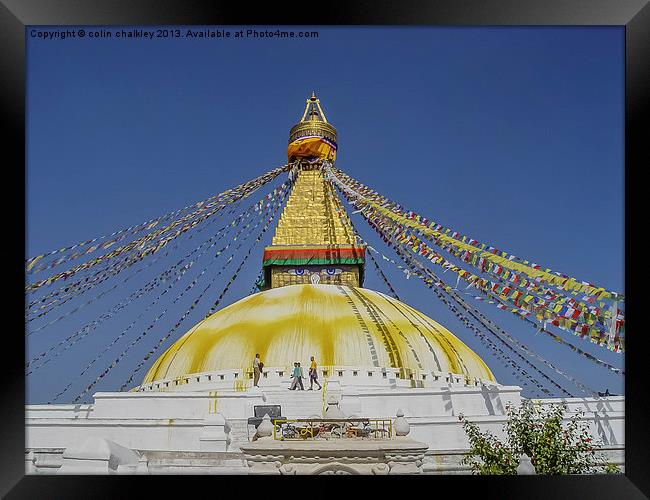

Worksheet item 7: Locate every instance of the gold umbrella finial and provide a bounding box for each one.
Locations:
[288,93,338,161]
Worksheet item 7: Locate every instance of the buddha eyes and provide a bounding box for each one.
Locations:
[286,268,342,276]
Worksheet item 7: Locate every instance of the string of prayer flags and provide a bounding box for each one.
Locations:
[26,180,278,315]
[26,166,290,293]
[51,206,276,402]
[327,164,623,301]
[117,182,292,394]
[356,246,554,397]
[26,197,246,318]
[329,170,622,353]
[396,248,557,397]
[394,246,587,397]
[32,185,290,378]
[332,166,575,282]
[26,181,293,339]
[359,215,604,396]
[26,164,290,274]
[68,180,293,402]
[367,250,401,301]
[365,243,623,377]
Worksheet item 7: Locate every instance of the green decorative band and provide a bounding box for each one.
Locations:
[263,257,365,267]
[262,245,365,266]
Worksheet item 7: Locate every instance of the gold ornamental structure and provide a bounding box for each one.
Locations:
[287,91,338,162]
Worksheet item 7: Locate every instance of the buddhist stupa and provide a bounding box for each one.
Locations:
[25,94,623,476]
[141,93,495,387]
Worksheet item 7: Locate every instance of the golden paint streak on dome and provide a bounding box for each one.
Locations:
[400,299,495,379]
[355,288,457,372]
[142,284,495,384]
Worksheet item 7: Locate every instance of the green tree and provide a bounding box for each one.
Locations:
[459,400,620,475]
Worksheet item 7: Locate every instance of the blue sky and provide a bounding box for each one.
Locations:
[26,26,624,403]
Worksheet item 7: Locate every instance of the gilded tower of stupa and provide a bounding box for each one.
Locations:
[262,92,366,289]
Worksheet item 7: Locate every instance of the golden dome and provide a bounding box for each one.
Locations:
[142,284,495,384]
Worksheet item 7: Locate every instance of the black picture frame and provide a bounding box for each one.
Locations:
[2,0,646,497]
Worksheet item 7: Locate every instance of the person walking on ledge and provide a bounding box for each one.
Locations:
[253,353,263,387]
[308,356,322,390]
[297,362,305,390]
[289,362,301,390]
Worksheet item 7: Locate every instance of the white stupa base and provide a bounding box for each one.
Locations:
[25,377,625,474]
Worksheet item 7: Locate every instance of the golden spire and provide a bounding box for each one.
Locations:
[261,96,365,289]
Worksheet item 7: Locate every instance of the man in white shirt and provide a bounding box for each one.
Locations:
[253,353,262,387]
